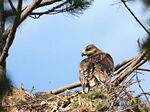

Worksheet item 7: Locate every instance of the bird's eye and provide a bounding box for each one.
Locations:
[87,47,92,51]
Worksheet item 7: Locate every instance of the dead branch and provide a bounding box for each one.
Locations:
[137,92,150,97]
[137,68,150,72]
[114,56,138,76]
[121,0,150,35]
[51,81,81,94]
[113,52,147,87]
[114,56,137,71]
[136,74,150,106]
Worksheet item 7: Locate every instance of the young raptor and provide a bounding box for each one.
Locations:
[79,44,114,93]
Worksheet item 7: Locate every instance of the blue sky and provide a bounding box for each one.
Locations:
[6,0,150,93]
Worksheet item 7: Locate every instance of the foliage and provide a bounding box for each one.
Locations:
[139,0,150,58]
[142,0,150,7]
[139,36,150,60]
[67,0,93,14]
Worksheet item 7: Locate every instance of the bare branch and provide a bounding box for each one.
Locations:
[19,0,42,24]
[113,52,147,87]
[114,56,136,71]
[136,74,150,106]
[8,0,17,14]
[37,0,61,8]
[30,1,68,19]
[121,0,150,35]
[137,68,150,72]
[51,81,81,94]
[114,56,138,76]
[0,0,5,53]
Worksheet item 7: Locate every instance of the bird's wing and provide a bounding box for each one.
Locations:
[90,53,114,83]
[79,58,97,93]
[101,53,114,76]
[95,53,114,76]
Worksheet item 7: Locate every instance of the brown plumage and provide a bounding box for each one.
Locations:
[79,44,114,93]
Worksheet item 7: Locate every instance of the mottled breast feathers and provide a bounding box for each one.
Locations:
[79,44,114,93]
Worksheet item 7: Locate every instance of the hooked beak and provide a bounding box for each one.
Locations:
[81,49,87,57]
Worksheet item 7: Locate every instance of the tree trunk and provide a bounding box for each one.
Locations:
[0,0,5,49]
[0,0,6,68]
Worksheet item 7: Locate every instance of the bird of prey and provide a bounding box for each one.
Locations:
[79,44,114,93]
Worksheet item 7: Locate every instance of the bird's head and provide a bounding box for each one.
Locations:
[81,44,102,57]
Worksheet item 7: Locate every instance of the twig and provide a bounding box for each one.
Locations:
[136,92,150,98]
[136,74,150,106]
[8,0,17,14]
[137,68,150,72]
[121,0,150,35]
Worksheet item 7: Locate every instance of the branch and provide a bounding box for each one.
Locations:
[37,0,61,8]
[51,81,81,94]
[136,74,150,106]
[30,1,68,19]
[121,0,150,35]
[114,56,138,76]
[4,0,61,18]
[0,0,23,65]
[0,0,42,65]
[19,0,42,24]
[0,0,5,52]
[8,0,17,14]
[113,52,147,87]
[137,68,150,72]
[114,56,136,71]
